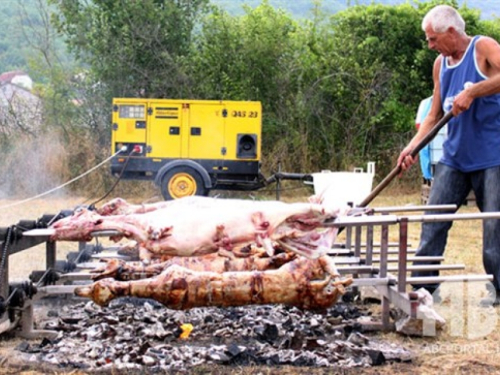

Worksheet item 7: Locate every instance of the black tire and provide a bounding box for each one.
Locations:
[160,166,208,200]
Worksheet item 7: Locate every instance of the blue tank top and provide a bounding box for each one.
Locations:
[440,35,500,172]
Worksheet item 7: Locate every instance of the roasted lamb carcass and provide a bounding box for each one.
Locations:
[75,255,352,310]
[96,195,282,216]
[96,197,166,216]
[96,196,206,216]
[50,197,344,260]
[90,250,297,281]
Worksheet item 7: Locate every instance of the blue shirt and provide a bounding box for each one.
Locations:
[440,35,500,172]
[416,97,433,180]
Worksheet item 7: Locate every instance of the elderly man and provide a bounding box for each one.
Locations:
[398,5,500,305]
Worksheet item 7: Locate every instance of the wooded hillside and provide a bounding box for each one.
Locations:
[1,0,500,198]
[0,0,498,75]
[212,0,498,18]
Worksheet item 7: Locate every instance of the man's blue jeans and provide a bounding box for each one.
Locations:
[412,163,500,293]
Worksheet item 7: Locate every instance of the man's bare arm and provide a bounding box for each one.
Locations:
[454,36,500,113]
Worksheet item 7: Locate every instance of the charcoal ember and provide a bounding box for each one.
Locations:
[83,301,99,314]
[255,322,279,343]
[55,339,75,350]
[65,360,91,370]
[138,341,152,355]
[86,345,102,359]
[227,350,258,366]
[102,315,120,325]
[127,349,139,362]
[44,353,65,365]
[80,323,116,340]
[41,319,72,332]
[145,347,166,360]
[281,316,294,331]
[208,346,231,363]
[226,342,244,357]
[329,303,363,320]
[226,308,246,320]
[341,289,360,303]
[140,322,169,339]
[15,341,31,352]
[372,342,414,362]
[212,326,233,337]
[343,322,363,337]
[287,352,317,366]
[347,332,370,346]
[341,340,366,356]
[60,313,86,324]
[344,355,371,367]
[327,315,343,325]
[39,337,54,348]
[28,299,412,372]
[142,355,157,366]
[331,327,347,340]
[112,362,143,371]
[309,316,321,328]
[367,349,385,366]
[116,330,134,342]
[163,332,180,342]
[305,338,328,350]
[266,352,281,365]
[289,329,305,350]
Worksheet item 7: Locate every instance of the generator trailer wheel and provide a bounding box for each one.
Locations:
[161,167,208,200]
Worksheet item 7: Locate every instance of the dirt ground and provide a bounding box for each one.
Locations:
[2,191,500,374]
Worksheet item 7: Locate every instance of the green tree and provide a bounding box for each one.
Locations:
[187,2,320,172]
[49,0,210,99]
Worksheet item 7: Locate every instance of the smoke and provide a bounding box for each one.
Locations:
[0,132,70,199]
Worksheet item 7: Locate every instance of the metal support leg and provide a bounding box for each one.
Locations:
[345,226,352,251]
[365,225,374,266]
[46,241,56,270]
[19,301,58,339]
[380,223,391,330]
[354,226,362,259]
[398,218,408,293]
[1,243,8,300]
[0,247,9,335]
[78,241,86,252]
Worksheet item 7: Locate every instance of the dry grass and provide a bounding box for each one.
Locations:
[2,188,500,374]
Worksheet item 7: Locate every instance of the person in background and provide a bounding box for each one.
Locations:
[415,96,433,184]
[397,5,500,305]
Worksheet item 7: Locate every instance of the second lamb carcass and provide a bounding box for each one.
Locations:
[75,255,352,310]
[50,197,344,260]
[90,250,297,281]
[114,240,272,261]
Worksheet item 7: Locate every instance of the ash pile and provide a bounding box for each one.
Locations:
[15,298,413,372]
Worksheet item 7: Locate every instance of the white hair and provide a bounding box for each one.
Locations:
[422,5,465,35]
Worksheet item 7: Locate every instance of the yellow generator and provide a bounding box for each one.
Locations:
[111,98,265,200]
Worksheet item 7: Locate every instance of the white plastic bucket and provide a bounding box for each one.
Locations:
[312,162,375,207]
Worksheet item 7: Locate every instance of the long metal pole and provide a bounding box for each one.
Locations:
[358,111,454,207]
[331,211,500,227]
[371,204,457,214]
[407,211,500,222]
